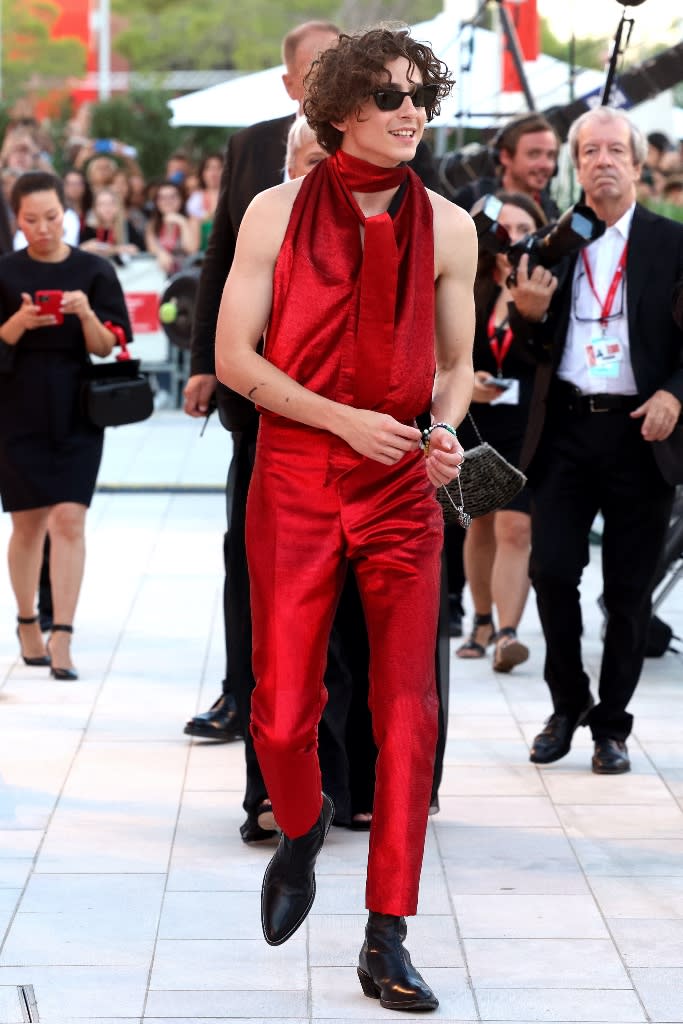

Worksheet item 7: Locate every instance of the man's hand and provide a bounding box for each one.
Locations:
[631,389,682,442]
[339,410,421,464]
[424,427,464,487]
[184,374,217,417]
[508,254,557,322]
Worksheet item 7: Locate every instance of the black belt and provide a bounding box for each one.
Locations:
[552,382,639,415]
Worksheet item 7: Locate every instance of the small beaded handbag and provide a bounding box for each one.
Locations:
[437,412,527,525]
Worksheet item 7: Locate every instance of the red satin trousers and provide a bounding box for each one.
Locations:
[245,420,443,916]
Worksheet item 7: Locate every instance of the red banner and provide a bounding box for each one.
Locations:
[124,292,161,335]
[502,0,539,93]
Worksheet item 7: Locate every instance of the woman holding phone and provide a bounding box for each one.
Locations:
[456,192,556,671]
[0,172,132,679]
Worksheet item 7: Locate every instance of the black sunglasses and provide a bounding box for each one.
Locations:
[371,85,438,115]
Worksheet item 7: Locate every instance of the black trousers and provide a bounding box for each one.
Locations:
[529,407,674,741]
[223,426,449,824]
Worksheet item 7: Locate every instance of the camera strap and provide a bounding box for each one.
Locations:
[581,242,628,331]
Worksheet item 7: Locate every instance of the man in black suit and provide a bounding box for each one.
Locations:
[509,106,683,775]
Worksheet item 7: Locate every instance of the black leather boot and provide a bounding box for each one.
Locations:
[261,793,334,945]
[358,911,438,1011]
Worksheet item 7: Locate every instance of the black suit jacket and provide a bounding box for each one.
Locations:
[190,114,442,428]
[516,204,683,482]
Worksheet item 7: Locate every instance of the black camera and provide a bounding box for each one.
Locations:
[473,195,606,282]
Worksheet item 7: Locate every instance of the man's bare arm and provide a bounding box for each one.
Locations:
[423,194,477,486]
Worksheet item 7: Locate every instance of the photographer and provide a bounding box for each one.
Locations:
[456,192,555,672]
[510,107,683,775]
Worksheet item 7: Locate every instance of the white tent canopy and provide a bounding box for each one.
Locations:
[168,13,605,131]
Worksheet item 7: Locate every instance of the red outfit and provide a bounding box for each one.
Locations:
[246,151,443,916]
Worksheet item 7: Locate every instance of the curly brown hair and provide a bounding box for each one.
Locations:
[303,26,454,155]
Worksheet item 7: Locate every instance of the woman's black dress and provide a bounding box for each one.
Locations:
[458,287,536,514]
[0,247,132,512]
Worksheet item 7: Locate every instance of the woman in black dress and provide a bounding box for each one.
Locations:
[0,172,132,679]
[456,192,557,671]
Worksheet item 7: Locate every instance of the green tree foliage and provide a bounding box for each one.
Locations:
[111,0,440,72]
[1,0,86,103]
[540,17,605,71]
[88,90,234,178]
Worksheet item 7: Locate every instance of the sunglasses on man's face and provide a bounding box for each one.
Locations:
[371,84,438,116]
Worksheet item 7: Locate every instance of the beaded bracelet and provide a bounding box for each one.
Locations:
[420,421,458,456]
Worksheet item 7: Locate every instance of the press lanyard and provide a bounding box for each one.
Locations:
[487,311,513,377]
[581,241,628,333]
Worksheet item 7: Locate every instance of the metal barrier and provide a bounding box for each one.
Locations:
[114,255,188,407]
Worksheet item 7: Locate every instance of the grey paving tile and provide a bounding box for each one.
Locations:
[159,891,261,941]
[0,889,21,937]
[2,874,165,967]
[440,827,588,896]
[630,967,683,1022]
[438,763,546,797]
[542,772,667,805]
[454,893,608,939]
[464,938,631,988]
[476,986,646,1021]
[144,989,308,1018]
[311,965,476,1019]
[0,860,33,889]
[571,837,683,876]
[557,803,683,839]
[437,796,560,828]
[608,918,683,967]
[588,876,683,918]
[149,938,308,991]
[0,966,148,1017]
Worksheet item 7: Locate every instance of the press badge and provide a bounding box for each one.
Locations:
[585,338,623,379]
[490,378,520,405]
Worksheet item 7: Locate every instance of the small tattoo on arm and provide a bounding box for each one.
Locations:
[248,385,259,400]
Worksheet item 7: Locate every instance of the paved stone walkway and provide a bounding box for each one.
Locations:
[0,412,681,1023]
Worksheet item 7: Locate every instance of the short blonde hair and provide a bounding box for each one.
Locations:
[285,115,319,173]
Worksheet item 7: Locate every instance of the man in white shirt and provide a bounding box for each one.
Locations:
[509,106,683,774]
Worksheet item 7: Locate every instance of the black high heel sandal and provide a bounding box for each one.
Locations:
[16,615,51,667]
[47,624,78,681]
[455,611,496,659]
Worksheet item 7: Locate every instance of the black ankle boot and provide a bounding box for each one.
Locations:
[358,911,438,1011]
[261,793,334,946]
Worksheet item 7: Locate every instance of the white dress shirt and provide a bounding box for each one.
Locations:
[558,203,638,395]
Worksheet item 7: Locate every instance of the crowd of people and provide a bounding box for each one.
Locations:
[1,18,682,1016]
[0,117,227,274]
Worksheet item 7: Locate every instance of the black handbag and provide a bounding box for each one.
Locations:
[437,412,527,526]
[82,358,154,428]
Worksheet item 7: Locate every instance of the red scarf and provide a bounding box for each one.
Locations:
[265,149,435,420]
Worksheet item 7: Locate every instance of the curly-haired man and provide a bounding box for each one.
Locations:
[215,26,476,1012]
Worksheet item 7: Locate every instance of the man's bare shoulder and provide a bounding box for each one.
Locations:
[237,178,305,257]
[244,176,304,221]
[427,188,476,236]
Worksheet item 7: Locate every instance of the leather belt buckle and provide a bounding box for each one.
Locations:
[587,395,610,413]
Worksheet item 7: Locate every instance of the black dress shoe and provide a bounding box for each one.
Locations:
[358,912,438,1012]
[529,698,594,764]
[183,694,242,741]
[240,812,279,844]
[261,793,334,945]
[592,738,630,774]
